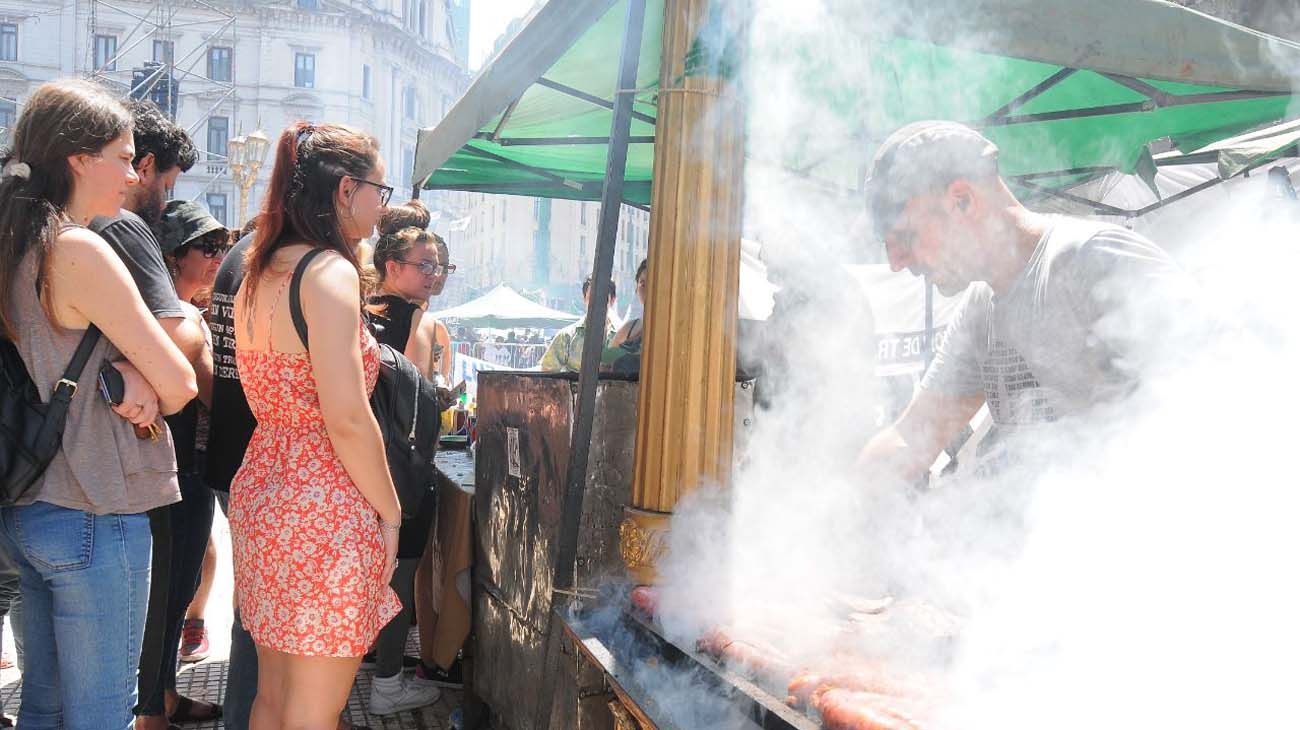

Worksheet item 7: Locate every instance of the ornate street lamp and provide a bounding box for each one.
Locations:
[228,128,270,227]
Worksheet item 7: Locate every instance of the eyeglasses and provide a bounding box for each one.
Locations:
[396,260,457,277]
[197,239,230,258]
[349,176,394,206]
[178,239,229,259]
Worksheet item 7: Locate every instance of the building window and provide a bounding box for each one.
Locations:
[402,145,415,186]
[206,193,228,227]
[153,39,174,64]
[294,52,315,88]
[0,99,16,144]
[403,86,417,120]
[94,34,117,71]
[208,46,232,82]
[0,24,16,62]
[296,0,320,9]
[362,64,371,100]
[207,116,228,160]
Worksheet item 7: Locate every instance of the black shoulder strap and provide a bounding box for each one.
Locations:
[50,326,102,402]
[288,248,328,349]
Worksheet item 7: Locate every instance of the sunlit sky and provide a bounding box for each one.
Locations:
[469,0,541,70]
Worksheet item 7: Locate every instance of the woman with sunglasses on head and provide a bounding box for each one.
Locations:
[230,121,401,730]
[0,79,197,730]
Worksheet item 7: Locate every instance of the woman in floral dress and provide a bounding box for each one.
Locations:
[230,121,402,730]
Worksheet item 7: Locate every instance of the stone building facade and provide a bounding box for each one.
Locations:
[0,0,467,227]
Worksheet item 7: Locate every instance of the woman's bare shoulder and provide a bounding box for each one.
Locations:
[299,248,360,297]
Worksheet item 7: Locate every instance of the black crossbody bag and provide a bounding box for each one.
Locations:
[286,248,442,519]
[0,317,102,504]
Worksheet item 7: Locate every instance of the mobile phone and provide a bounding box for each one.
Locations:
[97,362,125,407]
[451,380,468,397]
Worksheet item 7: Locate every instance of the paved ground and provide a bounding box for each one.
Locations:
[0,448,477,730]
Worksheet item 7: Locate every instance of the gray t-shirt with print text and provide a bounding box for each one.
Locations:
[921,216,1193,428]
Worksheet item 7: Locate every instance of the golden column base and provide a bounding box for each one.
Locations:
[619,506,672,585]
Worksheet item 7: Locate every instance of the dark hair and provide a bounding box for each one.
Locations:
[582,276,616,300]
[372,199,447,284]
[379,198,431,232]
[124,98,197,174]
[635,258,648,281]
[243,121,380,307]
[233,214,260,243]
[0,80,132,339]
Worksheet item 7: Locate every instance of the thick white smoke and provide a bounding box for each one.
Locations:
[644,1,1300,728]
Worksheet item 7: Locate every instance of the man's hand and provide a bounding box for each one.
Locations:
[110,360,161,427]
[858,389,985,486]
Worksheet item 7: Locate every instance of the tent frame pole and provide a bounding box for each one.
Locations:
[474,133,657,146]
[536,75,659,126]
[533,2,648,729]
[460,144,596,192]
[984,67,1078,122]
[1018,178,1137,216]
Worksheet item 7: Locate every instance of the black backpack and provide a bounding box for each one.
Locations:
[0,325,101,504]
[287,248,441,520]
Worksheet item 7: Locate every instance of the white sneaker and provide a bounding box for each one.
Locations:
[368,673,442,716]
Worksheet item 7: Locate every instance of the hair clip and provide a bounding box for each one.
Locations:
[1,160,31,181]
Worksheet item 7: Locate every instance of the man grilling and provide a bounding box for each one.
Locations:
[856,121,1196,482]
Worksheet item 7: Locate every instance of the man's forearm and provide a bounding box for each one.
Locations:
[857,424,932,487]
[857,390,985,488]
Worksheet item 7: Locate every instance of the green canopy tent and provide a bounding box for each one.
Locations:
[413,0,1300,209]
[415,8,1300,728]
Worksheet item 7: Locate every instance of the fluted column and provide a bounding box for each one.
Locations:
[621,0,746,585]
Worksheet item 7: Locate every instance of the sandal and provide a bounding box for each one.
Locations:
[170,695,223,724]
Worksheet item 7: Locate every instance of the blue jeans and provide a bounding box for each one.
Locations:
[0,501,151,730]
[216,490,258,730]
[225,608,258,730]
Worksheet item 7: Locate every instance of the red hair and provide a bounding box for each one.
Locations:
[242,121,380,308]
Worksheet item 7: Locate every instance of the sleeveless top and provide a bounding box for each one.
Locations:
[368,293,448,380]
[367,294,418,352]
[9,249,180,515]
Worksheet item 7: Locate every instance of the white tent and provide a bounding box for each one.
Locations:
[429,284,581,329]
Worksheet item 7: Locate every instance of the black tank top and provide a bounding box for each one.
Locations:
[367,294,419,352]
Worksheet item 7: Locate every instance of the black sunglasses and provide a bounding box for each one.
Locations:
[349,176,394,206]
[179,238,229,259]
[396,259,457,276]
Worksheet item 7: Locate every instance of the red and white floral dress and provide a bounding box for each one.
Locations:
[229,318,401,657]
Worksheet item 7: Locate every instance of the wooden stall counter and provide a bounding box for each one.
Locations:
[418,448,475,671]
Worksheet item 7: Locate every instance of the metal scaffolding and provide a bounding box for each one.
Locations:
[85,0,241,195]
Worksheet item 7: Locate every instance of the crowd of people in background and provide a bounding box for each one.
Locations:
[0,76,650,730]
[0,79,466,730]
